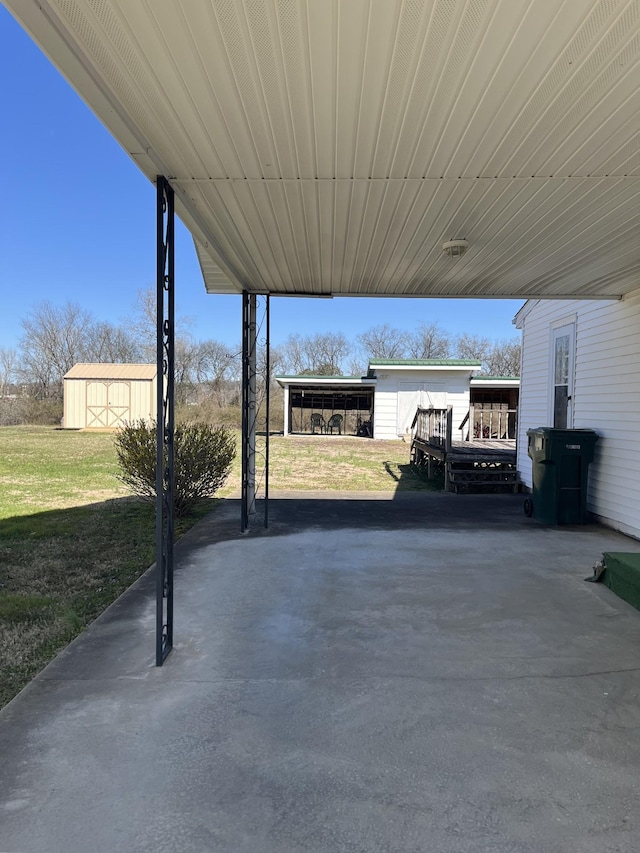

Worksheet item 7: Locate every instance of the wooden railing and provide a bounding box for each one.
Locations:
[458,406,517,442]
[411,406,453,452]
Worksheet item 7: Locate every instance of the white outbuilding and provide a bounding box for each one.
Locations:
[63,363,157,429]
[367,359,481,441]
[275,359,518,441]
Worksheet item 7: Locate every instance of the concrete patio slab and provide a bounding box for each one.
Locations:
[2,491,640,852]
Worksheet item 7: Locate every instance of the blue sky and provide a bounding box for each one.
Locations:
[1,6,523,355]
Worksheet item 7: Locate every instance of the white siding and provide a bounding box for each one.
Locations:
[373,370,471,440]
[373,373,400,440]
[517,291,640,538]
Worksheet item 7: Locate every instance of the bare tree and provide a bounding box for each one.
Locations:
[346,357,368,377]
[279,334,306,374]
[125,287,194,362]
[306,332,350,375]
[484,338,521,376]
[191,339,240,405]
[0,346,18,396]
[454,332,492,366]
[281,332,350,375]
[455,333,521,374]
[19,301,94,398]
[85,321,142,363]
[357,324,406,359]
[408,322,451,359]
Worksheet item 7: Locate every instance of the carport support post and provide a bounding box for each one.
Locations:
[241,292,257,531]
[155,176,175,666]
[283,384,290,436]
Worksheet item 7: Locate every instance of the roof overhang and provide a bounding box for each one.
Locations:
[276,376,376,389]
[7,1,640,301]
[368,360,482,374]
[470,377,520,389]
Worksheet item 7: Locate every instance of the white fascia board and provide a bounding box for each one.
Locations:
[470,378,520,388]
[276,377,377,388]
[372,365,480,372]
[513,300,539,329]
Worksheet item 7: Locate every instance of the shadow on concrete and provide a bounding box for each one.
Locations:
[183,487,609,560]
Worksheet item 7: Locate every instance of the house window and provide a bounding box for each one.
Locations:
[552,323,575,428]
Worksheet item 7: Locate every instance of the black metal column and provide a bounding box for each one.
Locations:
[156,176,175,665]
[241,292,257,530]
[241,292,270,532]
[264,294,270,529]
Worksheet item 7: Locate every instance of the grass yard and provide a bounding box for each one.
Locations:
[262,434,437,492]
[0,426,438,708]
[0,426,215,708]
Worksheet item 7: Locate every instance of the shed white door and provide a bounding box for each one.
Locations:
[86,381,131,428]
[397,382,446,435]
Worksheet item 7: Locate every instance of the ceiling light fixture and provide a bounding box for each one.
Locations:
[442,239,469,257]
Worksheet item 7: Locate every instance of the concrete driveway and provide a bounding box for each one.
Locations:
[2,491,640,853]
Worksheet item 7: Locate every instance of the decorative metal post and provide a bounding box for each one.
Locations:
[241,293,270,531]
[241,292,249,532]
[241,292,257,530]
[156,176,175,665]
[248,294,257,518]
[264,294,270,528]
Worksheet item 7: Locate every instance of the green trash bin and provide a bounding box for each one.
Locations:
[525,428,598,525]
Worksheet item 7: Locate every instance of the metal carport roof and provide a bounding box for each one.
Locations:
[5,0,640,301]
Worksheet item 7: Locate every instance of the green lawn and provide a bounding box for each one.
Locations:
[0,427,214,708]
[263,434,437,492]
[0,426,438,708]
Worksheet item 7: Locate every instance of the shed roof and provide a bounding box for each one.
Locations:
[64,363,157,380]
[7,1,640,302]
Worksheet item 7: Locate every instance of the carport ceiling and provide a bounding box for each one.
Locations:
[8,0,640,299]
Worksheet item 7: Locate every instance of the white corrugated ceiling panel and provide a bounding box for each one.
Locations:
[6,0,640,299]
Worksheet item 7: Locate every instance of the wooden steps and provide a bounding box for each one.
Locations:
[411,406,518,494]
[447,460,518,494]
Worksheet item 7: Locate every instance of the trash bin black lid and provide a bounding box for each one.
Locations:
[526,427,598,441]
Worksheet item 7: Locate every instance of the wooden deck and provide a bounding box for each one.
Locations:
[411,407,517,493]
[413,436,516,463]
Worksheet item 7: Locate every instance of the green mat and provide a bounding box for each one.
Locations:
[601,552,640,611]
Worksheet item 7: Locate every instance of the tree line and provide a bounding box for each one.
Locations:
[0,292,520,423]
[284,323,521,377]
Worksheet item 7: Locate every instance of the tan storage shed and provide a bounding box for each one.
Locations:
[63,364,157,430]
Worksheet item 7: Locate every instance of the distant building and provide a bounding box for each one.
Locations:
[277,360,519,441]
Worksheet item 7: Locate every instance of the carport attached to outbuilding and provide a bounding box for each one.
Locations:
[277,375,376,436]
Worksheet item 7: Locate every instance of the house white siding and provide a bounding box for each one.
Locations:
[373,370,471,441]
[517,291,640,538]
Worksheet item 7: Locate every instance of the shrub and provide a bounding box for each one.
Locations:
[0,397,63,426]
[114,420,236,516]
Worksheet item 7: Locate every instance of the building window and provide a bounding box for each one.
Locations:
[552,323,575,428]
